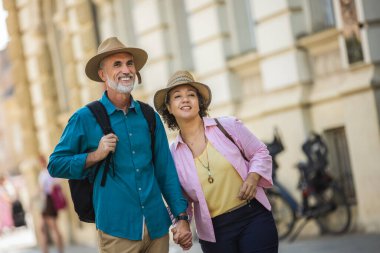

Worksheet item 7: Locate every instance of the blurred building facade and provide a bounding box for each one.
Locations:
[2,0,380,245]
[0,49,19,175]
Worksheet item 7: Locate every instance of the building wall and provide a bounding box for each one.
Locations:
[2,0,380,244]
[0,49,20,174]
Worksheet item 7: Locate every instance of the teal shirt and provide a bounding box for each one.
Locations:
[48,92,187,240]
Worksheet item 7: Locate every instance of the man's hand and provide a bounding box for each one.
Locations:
[85,133,118,168]
[96,133,118,159]
[238,172,260,200]
[171,220,192,250]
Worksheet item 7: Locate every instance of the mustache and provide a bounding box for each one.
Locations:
[119,73,134,79]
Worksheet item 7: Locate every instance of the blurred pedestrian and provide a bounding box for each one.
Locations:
[0,174,14,234]
[154,70,279,253]
[38,156,64,253]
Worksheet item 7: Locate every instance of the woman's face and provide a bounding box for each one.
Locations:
[167,84,200,121]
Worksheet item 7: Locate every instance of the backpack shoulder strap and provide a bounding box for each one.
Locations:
[214,118,249,162]
[138,101,156,155]
[86,101,113,186]
[86,101,114,135]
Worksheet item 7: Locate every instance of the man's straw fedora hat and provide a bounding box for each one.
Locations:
[154,70,212,114]
[85,37,148,82]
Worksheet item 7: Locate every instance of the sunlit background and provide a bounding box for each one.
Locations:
[0,0,379,252]
[0,0,9,50]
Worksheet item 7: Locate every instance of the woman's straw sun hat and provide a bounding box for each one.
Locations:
[154,70,212,114]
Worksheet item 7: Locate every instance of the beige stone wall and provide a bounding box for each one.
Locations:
[343,89,380,232]
[0,49,21,174]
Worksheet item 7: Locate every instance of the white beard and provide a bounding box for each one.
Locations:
[106,74,135,94]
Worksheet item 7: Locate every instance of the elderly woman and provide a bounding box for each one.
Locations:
[153,70,279,253]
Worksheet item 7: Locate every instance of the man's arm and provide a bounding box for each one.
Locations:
[48,113,90,179]
[152,115,192,248]
[152,114,188,215]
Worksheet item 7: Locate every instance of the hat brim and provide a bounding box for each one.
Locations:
[85,48,148,82]
[154,82,212,115]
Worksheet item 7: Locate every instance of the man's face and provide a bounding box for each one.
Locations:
[98,52,136,94]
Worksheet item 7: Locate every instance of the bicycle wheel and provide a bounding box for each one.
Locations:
[267,191,296,240]
[315,183,351,234]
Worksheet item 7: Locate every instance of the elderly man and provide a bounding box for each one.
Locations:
[48,37,192,253]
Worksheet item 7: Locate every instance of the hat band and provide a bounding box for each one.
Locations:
[169,76,194,87]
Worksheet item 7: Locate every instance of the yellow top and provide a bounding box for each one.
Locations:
[194,142,246,217]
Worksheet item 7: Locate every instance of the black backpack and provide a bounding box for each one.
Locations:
[68,100,156,223]
[12,200,26,227]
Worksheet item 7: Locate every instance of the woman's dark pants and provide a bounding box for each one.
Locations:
[199,199,279,253]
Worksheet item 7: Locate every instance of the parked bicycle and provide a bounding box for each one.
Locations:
[265,130,351,241]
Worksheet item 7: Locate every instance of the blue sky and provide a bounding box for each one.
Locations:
[0,0,9,50]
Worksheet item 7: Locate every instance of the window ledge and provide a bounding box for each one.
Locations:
[227,50,260,72]
[297,28,340,50]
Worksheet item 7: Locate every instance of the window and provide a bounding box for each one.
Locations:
[324,127,357,205]
[226,0,257,55]
[305,0,336,33]
[165,0,193,70]
[339,0,364,64]
[312,0,335,32]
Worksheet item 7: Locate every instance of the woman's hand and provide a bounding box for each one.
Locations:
[171,220,193,250]
[238,172,260,200]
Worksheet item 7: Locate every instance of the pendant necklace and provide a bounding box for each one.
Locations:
[197,146,214,184]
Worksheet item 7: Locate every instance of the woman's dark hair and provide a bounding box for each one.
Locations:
[161,90,209,131]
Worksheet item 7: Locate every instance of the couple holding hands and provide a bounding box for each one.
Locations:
[48,37,278,253]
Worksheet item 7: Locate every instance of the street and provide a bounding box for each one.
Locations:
[1,225,380,253]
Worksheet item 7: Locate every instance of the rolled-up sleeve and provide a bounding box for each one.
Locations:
[233,118,273,188]
[48,113,90,180]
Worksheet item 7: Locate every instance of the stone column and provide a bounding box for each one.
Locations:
[9,0,63,164]
[184,0,238,115]
[251,0,314,135]
[3,0,42,243]
[250,1,318,235]
[3,1,40,159]
[93,0,117,38]
[128,0,177,102]
[65,0,104,106]
[43,1,77,116]
[334,0,380,232]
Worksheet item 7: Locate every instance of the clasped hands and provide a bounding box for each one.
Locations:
[171,220,193,250]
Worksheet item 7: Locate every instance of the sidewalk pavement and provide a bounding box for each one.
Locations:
[1,226,380,253]
[279,232,380,253]
[0,227,202,253]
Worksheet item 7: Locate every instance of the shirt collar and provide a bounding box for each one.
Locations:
[172,117,217,149]
[99,91,136,115]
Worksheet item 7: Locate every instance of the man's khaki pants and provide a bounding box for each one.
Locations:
[97,224,169,253]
